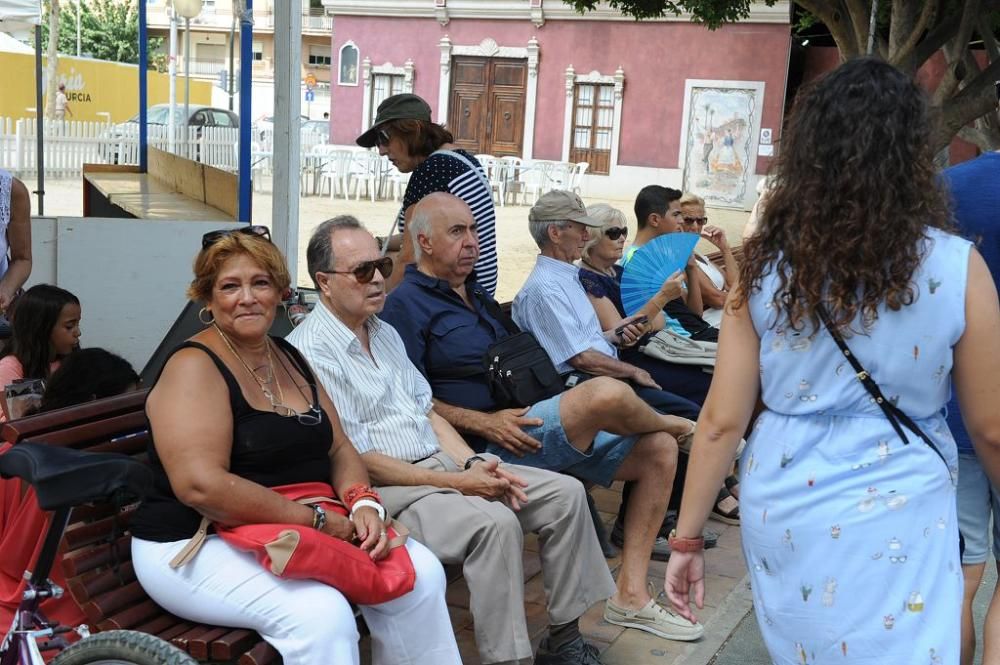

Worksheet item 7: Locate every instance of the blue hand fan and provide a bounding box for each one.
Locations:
[620,233,701,316]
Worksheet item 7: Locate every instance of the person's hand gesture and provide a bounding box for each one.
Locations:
[456,458,511,499]
[323,511,357,543]
[701,225,729,250]
[658,270,686,302]
[630,367,661,390]
[482,408,543,456]
[352,505,390,561]
[492,464,530,510]
[664,550,705,624]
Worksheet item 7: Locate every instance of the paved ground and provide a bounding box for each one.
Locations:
[360,481,753,665]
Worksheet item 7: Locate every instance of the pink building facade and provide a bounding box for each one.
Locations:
[324,0,793,206]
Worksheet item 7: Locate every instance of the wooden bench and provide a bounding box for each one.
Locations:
[1,391,281,665]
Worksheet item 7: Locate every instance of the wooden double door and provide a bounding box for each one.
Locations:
[448,56,527,157]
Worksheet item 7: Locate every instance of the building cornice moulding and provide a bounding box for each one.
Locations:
[322,1,792,25]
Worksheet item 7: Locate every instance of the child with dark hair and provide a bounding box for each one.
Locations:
[0,284,81,419]
[31,348,139,414]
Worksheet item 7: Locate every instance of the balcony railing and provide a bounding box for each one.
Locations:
[147,6,332,33]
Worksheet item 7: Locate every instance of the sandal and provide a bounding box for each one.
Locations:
[724,474,740,500]
[711,486,740,525]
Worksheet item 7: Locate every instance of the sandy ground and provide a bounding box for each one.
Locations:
[22,175,750,302]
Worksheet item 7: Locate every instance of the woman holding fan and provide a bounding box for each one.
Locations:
[578,203,711,406]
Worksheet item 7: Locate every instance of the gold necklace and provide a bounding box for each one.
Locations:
[213,324,285,406]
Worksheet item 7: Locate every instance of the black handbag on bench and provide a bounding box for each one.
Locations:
[430,292,565,409]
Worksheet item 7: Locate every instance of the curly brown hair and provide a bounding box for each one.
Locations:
[735,57,953,333]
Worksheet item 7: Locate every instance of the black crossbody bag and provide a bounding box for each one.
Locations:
[816,305,951,473]
[429,291,565,409]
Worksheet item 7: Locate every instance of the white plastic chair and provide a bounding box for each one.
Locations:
[520,160,555,205]
[499,156,523,205]
[382,159,410,201]
[569,162,589,195]
[547,162,574,192]
[349,150,380,202]
[475,154,507,208]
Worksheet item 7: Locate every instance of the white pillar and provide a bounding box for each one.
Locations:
[437,36,452,124]
[523,36,539,160]
[561,65,574,162]
[271,2,302,281]
[168,11,178,151]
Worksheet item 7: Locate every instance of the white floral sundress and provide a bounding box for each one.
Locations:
[742,228,969,665]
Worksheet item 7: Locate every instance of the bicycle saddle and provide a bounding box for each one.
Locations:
[0,442,153,511]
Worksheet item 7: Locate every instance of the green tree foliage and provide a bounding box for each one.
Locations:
[565,0,1000,151]
[43,0,165,71]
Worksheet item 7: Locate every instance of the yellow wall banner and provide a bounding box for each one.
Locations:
[0,52,213,123]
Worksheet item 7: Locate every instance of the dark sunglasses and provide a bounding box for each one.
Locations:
[321,256,394,284]
[683,216,709,225]
[375,128,392,147]
[202,225,271,250]
[604,227,629,240]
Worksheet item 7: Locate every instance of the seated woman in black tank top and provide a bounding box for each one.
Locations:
[129,228,460,665]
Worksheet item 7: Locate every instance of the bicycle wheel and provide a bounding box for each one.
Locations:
[50,630,197,665]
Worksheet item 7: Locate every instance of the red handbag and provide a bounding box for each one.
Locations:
[169,482,416,605]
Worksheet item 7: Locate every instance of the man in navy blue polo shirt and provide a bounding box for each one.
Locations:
[382,192,706,644]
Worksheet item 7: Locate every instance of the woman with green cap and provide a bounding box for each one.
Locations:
[357,93,499,295]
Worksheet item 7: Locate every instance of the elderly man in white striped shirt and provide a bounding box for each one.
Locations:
[287,215,616,665]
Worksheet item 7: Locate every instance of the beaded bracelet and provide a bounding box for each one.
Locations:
[342,483,382,509]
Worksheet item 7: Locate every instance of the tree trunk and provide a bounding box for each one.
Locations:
[44,0,61,119]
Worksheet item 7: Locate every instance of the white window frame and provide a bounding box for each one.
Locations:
[361,58,415,132]
[251,40,264,62]
[338,40,360,86]
[561,66,625,174]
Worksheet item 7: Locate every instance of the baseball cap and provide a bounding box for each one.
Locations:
[528,190,603,227]
[356,94,432,147]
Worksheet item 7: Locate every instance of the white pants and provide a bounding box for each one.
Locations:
[132,536,461,665]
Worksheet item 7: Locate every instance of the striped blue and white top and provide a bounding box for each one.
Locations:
[286,300,441,463]
[397,149,498,295]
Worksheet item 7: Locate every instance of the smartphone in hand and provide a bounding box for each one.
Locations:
[615,315,649,337]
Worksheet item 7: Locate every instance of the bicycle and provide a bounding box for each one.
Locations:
[0,442,196,665]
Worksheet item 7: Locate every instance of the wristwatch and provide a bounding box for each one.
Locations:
[464,455,487,470]
[668,529,705,553]
[310,504,327,531]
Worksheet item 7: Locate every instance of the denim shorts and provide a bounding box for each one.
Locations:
[957,452,1000,565]
[485,393,639,487]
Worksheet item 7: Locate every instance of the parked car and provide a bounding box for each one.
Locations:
[100,104,240,163]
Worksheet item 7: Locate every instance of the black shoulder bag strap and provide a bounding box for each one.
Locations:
[425,289,519,380]
[472,288,521,336]
[816,305,951,472]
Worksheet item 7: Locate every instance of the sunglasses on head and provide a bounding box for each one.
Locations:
[321,256,394,284]
[683,216,709,225]
[604,227,629,240]
[375,128,392,147]
[202,225,271,250]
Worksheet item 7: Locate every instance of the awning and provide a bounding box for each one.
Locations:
[0,0,41,33]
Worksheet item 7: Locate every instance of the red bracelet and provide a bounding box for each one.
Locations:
[342,484,381,509]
